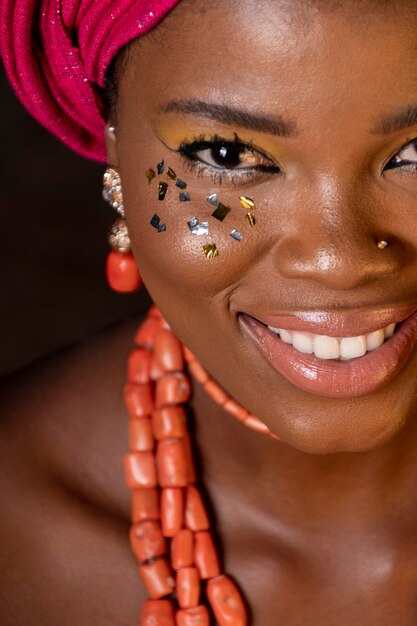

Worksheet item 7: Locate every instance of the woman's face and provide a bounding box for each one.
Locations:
[107,0,417,454]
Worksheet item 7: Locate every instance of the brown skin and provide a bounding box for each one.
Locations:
[3,1,417,624]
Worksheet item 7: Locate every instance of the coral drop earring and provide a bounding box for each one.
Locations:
[102,167,142,293]
[106,249,142,293]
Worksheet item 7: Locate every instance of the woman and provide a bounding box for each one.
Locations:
[2,0,417,624]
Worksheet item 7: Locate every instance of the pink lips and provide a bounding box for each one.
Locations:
[240,306,417,398]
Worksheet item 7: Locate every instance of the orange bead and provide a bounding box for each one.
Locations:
[194,531,221,580]
[148,305,163,320]
[156,438,191,488]
[128,348,152,384]
[152,406,187,440]
[187,360,209,384]
[243,415,270,434]
[132,488,160,523]
[128,418,154,452]
[203,380,229,406]
[206,575,248,626]
[130,521,167,563]
[182,346,196,363]
[140,599,175,626]
[154,329,184,373]
[155,373,191,408]
[135,316,163,348]
[161,488,184,537]
[171,529,194,570]
[124,451,157,489]
[177,567,200,609]
[150,353,166,381]
[105,250,142,293]
[139,557,175,599]
[124,383,154,418]
[185,486,209,531]
[223,399,249,422]
[269,432,283,442]
[175,605,210,626]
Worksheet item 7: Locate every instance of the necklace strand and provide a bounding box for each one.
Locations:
[124,306,280,625]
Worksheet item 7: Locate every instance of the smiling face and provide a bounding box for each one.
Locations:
[106,0,417,454]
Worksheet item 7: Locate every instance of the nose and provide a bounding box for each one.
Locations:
[274,181,405,291]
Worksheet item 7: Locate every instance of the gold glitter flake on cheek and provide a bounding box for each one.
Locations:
[158,182,168,200]
[145,169,156,184]
[212,203,231,221]
[203,243,219,259]
[167,167,177,180]
[239,196,255,210]
[245,212,256,227]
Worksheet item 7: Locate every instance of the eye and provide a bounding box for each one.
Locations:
[179,134,280,174]
[385,139,417,171]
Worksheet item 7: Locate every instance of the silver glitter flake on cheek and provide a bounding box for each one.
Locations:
[187,217,209,236]
[206,194,219,207]
[176,179,187,190]
[157,160,165,175]
[179,191,191,202]
[150,214,167,232]
[230,229,243,241]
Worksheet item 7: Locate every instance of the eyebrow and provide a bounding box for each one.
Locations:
[160,99,297,137]
[373,104,417,135]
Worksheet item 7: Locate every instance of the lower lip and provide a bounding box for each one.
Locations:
[240,311,417,398]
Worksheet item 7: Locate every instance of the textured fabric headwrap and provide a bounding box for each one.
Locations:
[0,0,182,161]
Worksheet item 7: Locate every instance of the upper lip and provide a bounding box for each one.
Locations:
[243,303,417,337]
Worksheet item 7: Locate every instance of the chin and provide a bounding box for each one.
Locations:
[240,378,413,455]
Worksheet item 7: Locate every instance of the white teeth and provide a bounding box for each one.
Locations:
[292,332,314,354]
[340,336,367,359]
[366,329,385,351]
[278,328,293,344]
[267,322,397,361]
[384,323,395,338]
[313,335,340,359]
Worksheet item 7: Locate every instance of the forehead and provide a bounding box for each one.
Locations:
[121,0,417,129]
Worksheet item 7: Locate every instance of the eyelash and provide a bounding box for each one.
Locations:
[176,135,417,185]
[177,134,280,186]
[385,139,417,172]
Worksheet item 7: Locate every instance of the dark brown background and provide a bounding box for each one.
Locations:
[0,67,150,377]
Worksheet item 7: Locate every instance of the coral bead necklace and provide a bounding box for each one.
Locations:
[124,305,280,625]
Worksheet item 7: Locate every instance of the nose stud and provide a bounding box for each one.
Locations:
[377,240,388,250]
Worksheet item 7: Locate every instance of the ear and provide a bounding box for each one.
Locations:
[104,122,119,167]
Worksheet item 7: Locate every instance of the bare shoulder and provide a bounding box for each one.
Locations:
[0,313,148,626]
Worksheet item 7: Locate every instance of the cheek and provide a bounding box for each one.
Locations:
[120,163,270,315]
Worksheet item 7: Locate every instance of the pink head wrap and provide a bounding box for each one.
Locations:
[0,0,182,161]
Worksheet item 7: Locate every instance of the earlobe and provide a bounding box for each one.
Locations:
[104,122,119,166]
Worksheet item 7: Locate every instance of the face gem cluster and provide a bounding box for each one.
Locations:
[145,161,257,259]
